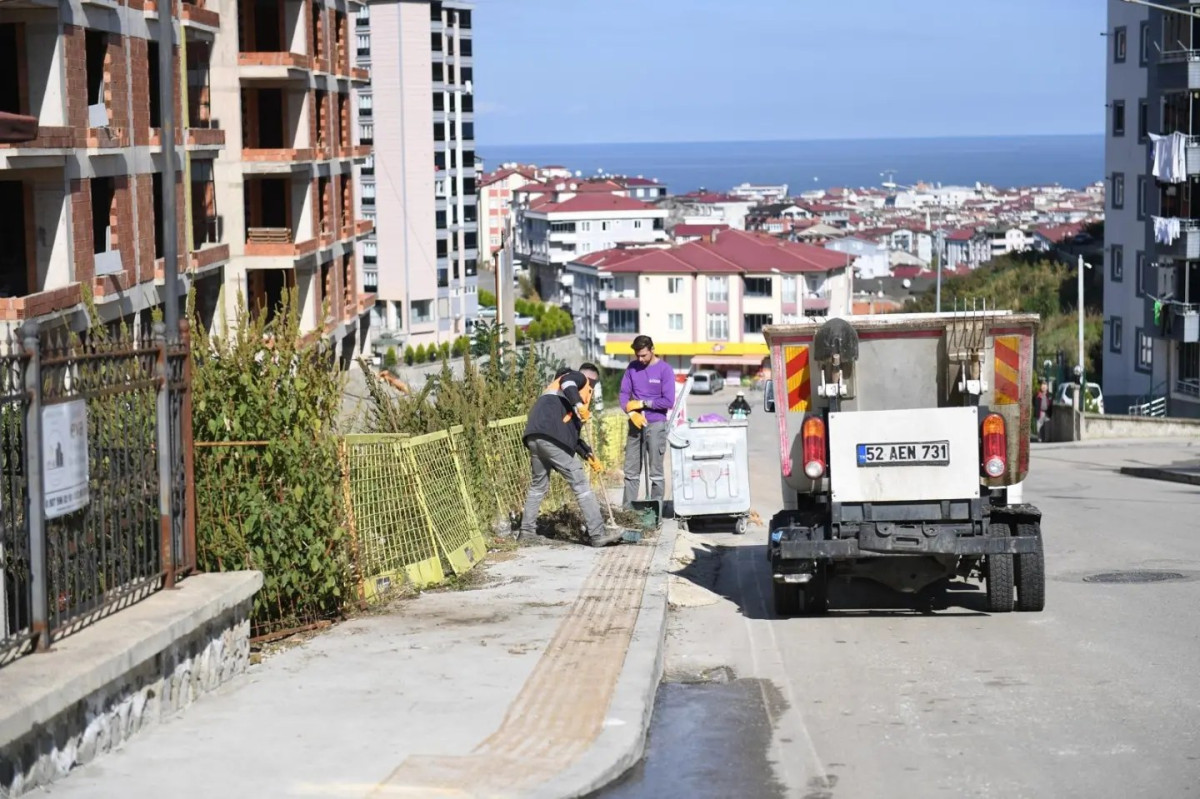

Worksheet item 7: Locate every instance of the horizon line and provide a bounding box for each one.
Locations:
[479,132,1103,149]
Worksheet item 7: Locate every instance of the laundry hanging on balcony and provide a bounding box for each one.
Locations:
[1150,132,1188,183]
[1153,215,1183,245]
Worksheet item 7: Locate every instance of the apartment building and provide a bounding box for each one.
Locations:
[359,0,478,351]
[214,0,375,362]
[0,0,229,333]
[564,229,851,372]
[479,163,536,258]
[515,179,669,303]
[0,0,375,360]
[1103,0,1200,417]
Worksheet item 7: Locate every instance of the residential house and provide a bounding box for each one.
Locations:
[564,229,850,373]
[825,237,890,280]
[479,163,537,258]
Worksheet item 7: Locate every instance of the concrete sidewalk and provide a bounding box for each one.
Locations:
[45,527,676,799]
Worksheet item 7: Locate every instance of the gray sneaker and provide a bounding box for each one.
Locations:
[589,527,625,548]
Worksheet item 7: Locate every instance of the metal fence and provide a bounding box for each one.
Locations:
[0,321,194,668]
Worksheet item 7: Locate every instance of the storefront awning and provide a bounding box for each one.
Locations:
[690,354,769,368]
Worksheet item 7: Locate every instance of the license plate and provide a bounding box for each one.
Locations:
[856,440,950,467]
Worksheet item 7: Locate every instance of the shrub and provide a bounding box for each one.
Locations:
[479,289,496,307]
[414,343,427,363]
[527,320,543,342]
[191,290,350,634]
[403,345,415,365]
[439,341,451,360]
[384,347,398,368]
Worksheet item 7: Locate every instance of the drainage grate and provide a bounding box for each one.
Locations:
[1083,571,1186,584]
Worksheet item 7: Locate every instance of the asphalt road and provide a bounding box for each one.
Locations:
[602,390,1200,799]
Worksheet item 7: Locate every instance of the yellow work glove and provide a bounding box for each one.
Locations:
[629,411,647,430]
[586,455,604,474]
[575,403,592,423]
[625,399,645,412]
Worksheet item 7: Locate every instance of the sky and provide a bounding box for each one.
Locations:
[471,0,1106,147]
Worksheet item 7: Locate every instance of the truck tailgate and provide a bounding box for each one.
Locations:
[829,407,981,503]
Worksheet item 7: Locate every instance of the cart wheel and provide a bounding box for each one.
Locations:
[677,518,688,532]
[735,517,749,535]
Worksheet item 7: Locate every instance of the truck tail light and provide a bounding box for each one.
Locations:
[982,412,1007,478]
[802,416,826,480]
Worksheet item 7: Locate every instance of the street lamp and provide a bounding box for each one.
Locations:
[1076,254,1093,408]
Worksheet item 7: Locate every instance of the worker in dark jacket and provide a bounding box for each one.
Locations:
[520,363,624,547]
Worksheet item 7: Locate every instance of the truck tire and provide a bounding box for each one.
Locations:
[735,516,749,535]
[1014,522,1046,612]
[985,522,1014,613]
[773,581,802,616]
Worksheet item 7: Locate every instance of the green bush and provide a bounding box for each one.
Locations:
[404,345,415,366]
[439,341,451,361]
[191,290,349,634]
[414,343,427,363]
[428,343,442,363]
[527,320,544,342]
[384,347,398,368]
[451,336,467,357]
[479,289,496,307]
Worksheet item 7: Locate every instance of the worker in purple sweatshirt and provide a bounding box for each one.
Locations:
[619,335,677,507]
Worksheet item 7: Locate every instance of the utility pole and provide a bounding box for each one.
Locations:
[500,212,515,346]
[159,0,179,338]
[1078,254,1087,407]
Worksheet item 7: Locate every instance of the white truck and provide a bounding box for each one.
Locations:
[762,312,1045,615]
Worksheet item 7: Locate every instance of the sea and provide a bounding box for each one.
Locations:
[480,135,1103,194]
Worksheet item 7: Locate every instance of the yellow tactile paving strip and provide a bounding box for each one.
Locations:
[367,541,656,799]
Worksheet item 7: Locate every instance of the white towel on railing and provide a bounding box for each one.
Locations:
[1150,132,1189,183]
[1153,215,1183,244]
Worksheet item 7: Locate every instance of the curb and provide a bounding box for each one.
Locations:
[1118,466,1200,486]
[527,521,679,799]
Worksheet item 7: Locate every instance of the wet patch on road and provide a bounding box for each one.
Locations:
[1054,568,1200,584]
[590,677,790,799]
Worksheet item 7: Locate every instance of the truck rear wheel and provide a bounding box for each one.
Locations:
[803,573,829,614]
[773,581,802,616]
[985,522,1014,613]
[1014,522,1045,612]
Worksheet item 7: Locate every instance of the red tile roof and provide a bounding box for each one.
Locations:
[673,223,730,237]
[945,228,976,241]
[679,191,740,204]
[619,176,662,186]
[574,230,847,276]
[1034,222,1085,243]
[480,165,537,187]
[891,265,931,279]
[528,193,659,214]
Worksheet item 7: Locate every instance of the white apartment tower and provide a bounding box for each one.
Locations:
[1103,0,1200,418]
[358,0,478,351]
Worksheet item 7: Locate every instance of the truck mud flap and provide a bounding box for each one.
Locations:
[779,534,1040,559]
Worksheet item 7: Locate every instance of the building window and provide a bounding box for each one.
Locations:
[1113,26,1127,63]
[601,221,611,231]
[781,276,797,303]
[357,34,370,55]
[667,277,683,294]
[1111,172,1124,209]
[1109,316,1123,353]
[1136,328,1153,373]
[706,313,729,341]
[634,219,644,229]
[706,276,728,303]
[1140,21,1150,66]
[608,309,638,334]
[1136,251,1146,297]
[550,221,576,233]
[411,299,433,323]
[359,123,373,144]
[1138,99,1149,142]
[743,276,772,297]
[1137,175,1147,220]
[1112,100,1125,137]
[1181,343,1200,386]
[1110,244,1124,281]
[668,313,684,331]
[743,313,773,334]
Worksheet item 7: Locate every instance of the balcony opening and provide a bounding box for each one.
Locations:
[431,62,443,83]
[244,88,285,148]
[437,267,448,288]
[193,271,221,333]
[338,92,348,149]
[248,268,293,324]
[341,252,352,309]
[191,162,221,246]
[146,41,162,130]
[310,3,322,62]
[0,181,30,297]
[85,30,108,125]
[430,31,441,53]
[244,176,290,242]
[464,257,477,277]
[315,89,328,150]
[320,259,334,317]
[152,172,164,258]
[1160,178,1200,219]
[459,38,471,57]
[744,276,773,298]
[0,25,21,115]
[333,11,346,72]
[187,42,214,127]
[250,0,284,52]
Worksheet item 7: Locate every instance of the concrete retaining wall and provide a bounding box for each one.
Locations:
[0,572,262,796]
[1082,413,1200,439]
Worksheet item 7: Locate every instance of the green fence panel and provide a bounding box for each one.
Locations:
[403,430,488,575]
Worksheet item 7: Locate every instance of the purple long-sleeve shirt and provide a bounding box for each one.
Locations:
[619,359,677,423]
